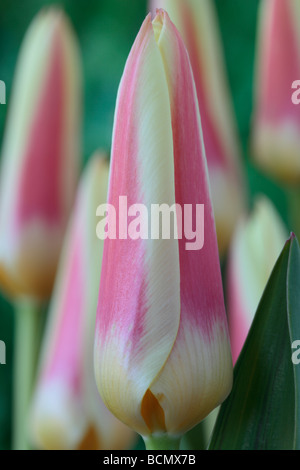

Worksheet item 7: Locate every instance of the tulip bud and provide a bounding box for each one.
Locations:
[0,8,81,300]
[29,154,135,450]
[94,11,232,444]
[149,0,246,255]
[227,196,288,364]
[252,0,300,184]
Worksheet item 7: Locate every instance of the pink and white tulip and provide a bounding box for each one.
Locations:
[149,0,246,255]
[227,196,288,364]
[94,11,233,442]
[252,0,300,184]
[0,9,81,300]
[29,154,135,450]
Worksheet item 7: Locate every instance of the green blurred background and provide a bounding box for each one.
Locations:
[0,0,290,449]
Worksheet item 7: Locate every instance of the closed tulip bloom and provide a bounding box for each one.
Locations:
[252,0,300,184]
[149,0,246,255]
[0,8,81,300]
[29,154,135,450]
[227,196,288,364]
[94,11,232,447]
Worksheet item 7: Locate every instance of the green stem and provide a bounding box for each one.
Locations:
[13,299,42,450]
[143,434,182,450]
[180,420,207,450]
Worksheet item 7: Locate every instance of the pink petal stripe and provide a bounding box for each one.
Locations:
[42,221,84,394]
[257,0,300,124]
[179,3,228,168]
[16,32,64,227]
[158,11,227,337]
[96,17,152,346]
[95,14,180,414]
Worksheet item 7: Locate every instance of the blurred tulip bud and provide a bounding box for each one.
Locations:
[252,0,300,184]
[149,0,246,255]
[29,154,136,450]
[0,8,81,300]
[227,196,288,364]
[94,11,232,445]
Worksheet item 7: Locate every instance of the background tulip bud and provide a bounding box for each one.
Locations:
[149,0,246,256]
[227,196,288,364]
[0,8,81,300]
[94,11,232,446]
[29,154,135,450]
[251,0,300,184]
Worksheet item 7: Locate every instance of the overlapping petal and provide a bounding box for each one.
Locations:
[94,11,232,438]
[149,0,246,255]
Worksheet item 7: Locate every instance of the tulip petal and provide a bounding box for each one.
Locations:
[227,196,288,363]
[0,9,81,299]
[30,190,88,449]
[95,11,232,437]
[81,159,136,450]
[94,15,181,436]
[29,380,87,450]
[30,156,134,449]
[149,0,246,255]
[146,11,232,435]
[252,0,300,182]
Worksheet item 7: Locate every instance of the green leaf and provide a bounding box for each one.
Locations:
[287,236,300,448]
[209,234,300,450]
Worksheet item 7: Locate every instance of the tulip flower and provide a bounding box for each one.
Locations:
[227,196,288,364]
[0,8,81,300]
[251,0,300,184]
[149,0,246,256]
[0,8,81,450]
[29,154,135,450]
[94,11,233,450]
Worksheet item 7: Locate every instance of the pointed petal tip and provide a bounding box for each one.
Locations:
[38,5,70,21]
[33,6,77,45]
[144,12,153,24]
[90,149,109,165]
[152,8,172,26]
[153,8,166,19]
[34,6,66,29]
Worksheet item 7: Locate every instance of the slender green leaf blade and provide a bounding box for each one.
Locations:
[287,236,300,449]
[209,236,299,449]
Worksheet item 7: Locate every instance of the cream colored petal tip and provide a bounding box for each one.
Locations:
[29,381,87,450]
